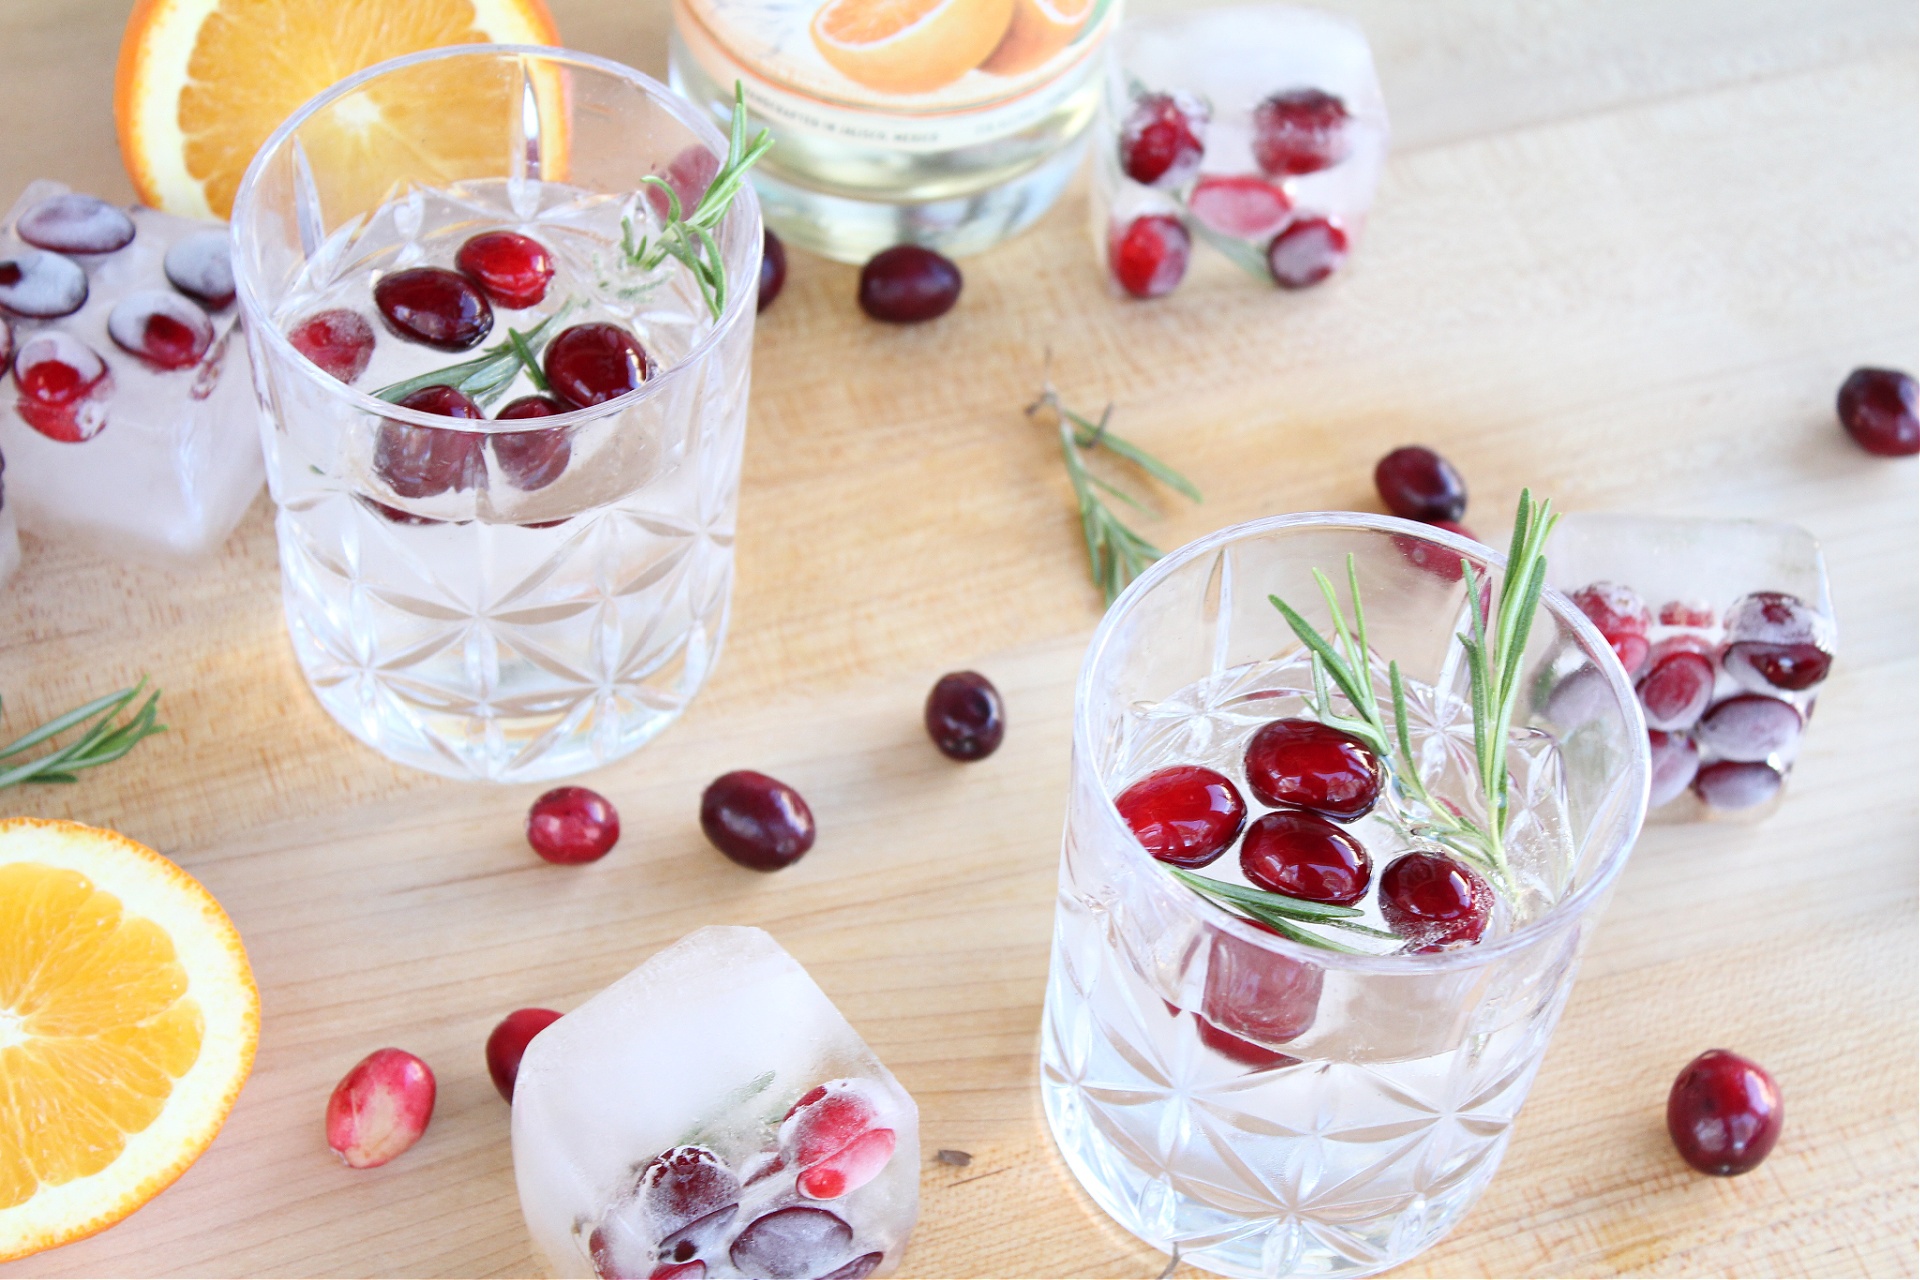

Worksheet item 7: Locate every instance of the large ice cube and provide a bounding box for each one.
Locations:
[0,180,263,562]
[512,926,919,1279]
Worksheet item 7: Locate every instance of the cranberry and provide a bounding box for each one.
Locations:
[1379,852,1492,949]
[857,245,961,323]
[1569,581,1653,677]
[1638,650,1716,732]
[0,315,10,370]
[374,266,492,350]
[1201,923,1323,1048]
[923,671,1004,761]
[164,229,236,308]
[1659,599,1716,628]
[1186,175,1292,241]
[16,193,135,253]
[1396,519,1477,583]
[1667,1049,1782,1175]
[1693,760,1783,811]
[492,395,571,491]
[1239,809,1371,905]
[1194,1013,1300,1070]
[759,229,787,312]
[289,308,375,383]
[13,331,109,443]
[641,1145,742,1263]
[1252,89,1351,177]
[1695,694,1801,763]
[0,249,87,317]
[485,1007,562,1101]
[817,1253,884,1280]
[526,786,620,863]
[359,496,444,527]
[780,1081,896,1200]
[455,231,555,309]
[1836,366,1918,456]
[325,1048,435,1168]
[1109,214,1190,299]
[375,385,484,498]
[729,1207,852,1279]
[1117,90,1207,188]
[544,322,652,408]
[650,1265,707,1280]
[1721,591,1832,692]
[1243,718,1383,819]
[1647,729,1701,808]
[1266,218,1349,289]
[107,289,213,370]
[1113,765,1246,868]
[1374,445,1467,523]
[648,145,722,220]
[701,770,816,871]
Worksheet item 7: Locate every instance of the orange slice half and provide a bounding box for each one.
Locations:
[981,0,1096,76]
[811,0,1017,96]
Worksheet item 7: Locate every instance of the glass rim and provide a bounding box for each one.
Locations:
[1075,509,1653,975]
[229,42,762,435]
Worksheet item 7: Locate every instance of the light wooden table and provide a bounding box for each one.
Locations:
[0,1,1915,1275]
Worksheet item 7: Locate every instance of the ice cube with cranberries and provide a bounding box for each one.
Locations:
[0,179,262,561]
[511,926,918,1279]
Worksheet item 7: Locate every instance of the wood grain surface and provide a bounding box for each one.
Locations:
[0,1,1915,1276]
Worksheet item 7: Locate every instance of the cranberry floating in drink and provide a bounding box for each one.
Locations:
[1243,717,1383,819]
[455,231,555,310]
[1114,765,1246,868]
[1239,809,1371,906]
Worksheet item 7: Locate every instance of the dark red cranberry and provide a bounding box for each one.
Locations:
[1692,760,1783,810]
[1118,90,1207,188]
[0,249,87,317]
[1200,923,1322,1048]
[1242,718,1383,820]
[108,289,213,369]
[374,266,492,350]
[1396,519,1477,583]
[544,322,652,408]
[648,145,722,220]
[729,1206,851,1279]
[492,395,571,491]
[1186,175,1291,240]
[857,245,961,323]
[1722,591,1832,692]
[526,786,620,863]
[1239,809,1371,905]
[1374,445,1468,523]
[1109,214,1190,299]
[759,229,787,312]
[1379,852,1492,949]
[701,771,816,871]
[1647,729,1701,808]
[1638,650,1716,732]
[923,670,1004,761]
[16,193,135,253]
[642,1146,743,1263]
[1194,1014,1300,1070]
[164,229,235,308]
[1266,218,1349,289]
[1667,1049,1782,1175]
[375,386,484,498]
[12,331,109,443]
[1252,89,1352,176]
[485,1007,562,1101]
[1113,765,1246,868]
[455,231,555,309]
[1695,694,1801,763]
[817,1253,884,1280]
[289,308,375,383]
[1570,581,1653,677]
[1836,367,1918,456]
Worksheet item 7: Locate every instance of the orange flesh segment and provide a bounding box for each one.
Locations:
[818,0,950,44]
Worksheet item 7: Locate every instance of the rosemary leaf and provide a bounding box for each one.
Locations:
[1171,868,1364,921]
[0,680,165,789]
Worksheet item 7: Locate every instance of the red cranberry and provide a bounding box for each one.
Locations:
[1109,214,1190,299]
[1239,809,1370,905]
[1266,218,1349,289]
[374,266,492,350]
[1200,923,1322,1048]
[455,231,555,309]
[701,771,816,871]
[544,322,652,408]
[1252,89,1351,176]
[642,1145,742,1263]
[1693,759,1783,811]
[1396,519,1477,583]
[857,245,961,323]
[1695,694,1801,763]
[0,249,87,317]
[1113,765,1246,868]
[1374,445,1468,523]
[1667,1049,1782,1175]
[485,1007,562,1101]
[780,1081,896,1200]
[1569,581,1653,677]
[1836,366,1918,456]
[1118,90,1207,188]
[1647,729,1701,808]
[13,331,109,442]
[376,386,484,498]
[1194,1013,1300,1070]
[817,1253,884,1280]
[650,1265,706,1280]
[923,670,1004,761]
[359,496,444,527]
[1659,599,1716,628]
[526,786,620,863]
[648,145,722,220]
[1638,650,1716,732]
[1379,852,1492,949]
[17,193,135,253]
[492,395,571,491]
[108,289,212,369]
[1243,718,1383,820]
[289,308,375,383]
[729,1207,852,1279]
[1721,591,1832,693]
[164,229,235,308]
[0,315,10,371]
[759,229,787,312]
[1186,175,1291,240]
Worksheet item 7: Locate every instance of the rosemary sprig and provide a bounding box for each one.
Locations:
[622,82,774,321]
[373,306,571,407]
[0,679,165,787]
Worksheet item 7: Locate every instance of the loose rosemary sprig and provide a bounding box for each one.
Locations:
[1026,385,1201,606]
[0,679,165,788]
[373,306,571,408]
[622,82,774,321]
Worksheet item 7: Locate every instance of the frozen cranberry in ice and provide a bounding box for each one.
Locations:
[108,289,213,370]
[729,1207,853,1280]
[781,1080,897,1200]
[1195,1013,1301,1071]
[164,229,236,308]
[1693,759,1783,811]
[544,322,652,408]
[858,245,961,323]
[1114,765,1246,868]
[374,266,493,350]
[492,395,571,491]
[1659,599,1717,629]
[701,770,816,871]
[13,330,108,442]
[1109,214,1190,299]
[1266,217,1349,289]
[1186,174,1292,241]
[0,315,10,370]
[526,786,620,864]
[16,192,134,254]
[1667,1049,1782,1175]
[1252,89,1351,177]
[1721,591,1832,693]
[484,1006,562,1101]
[1836,366,1918,457]
[289,308,375,383]
[1695,694,1801,763]
[817,1253,884,1280]
[1374,445,1468,523]
[1380,851,1492,949]
[1118,90,1207,188]
[641,1145,743,1264]
[376,385,484,498]
[454,231,555,310]
[647,145,722,220]
[759,229,787,312]
[649,1265,707,1280]
[1243,718,1383,820]
[923,670,1004,761]
[1239,809,1371,905]
[1647,729,1701,808]
[1570,581,1653,677]
[1638,649,1716,732]
[0,248,87,317]
[1201,923,1323,1048]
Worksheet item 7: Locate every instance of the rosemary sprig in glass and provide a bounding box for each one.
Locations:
[0,678,165,788]
[373,305,572,408]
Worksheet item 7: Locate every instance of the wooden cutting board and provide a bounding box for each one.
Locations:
[0,0,1914,1275]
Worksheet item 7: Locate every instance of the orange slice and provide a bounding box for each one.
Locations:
[980,0,1095,76]
[115,0,562,220]
[0,819,258,1262]
[811,0,1017,96]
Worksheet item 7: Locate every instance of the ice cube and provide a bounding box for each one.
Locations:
[512,926,919,1279]
[1545,514,1835,821]
[0,180,263,563]
[1092,4,1389,296]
